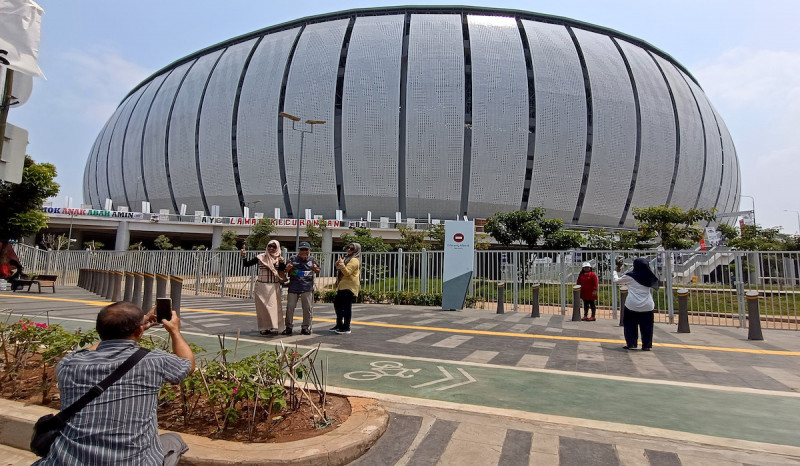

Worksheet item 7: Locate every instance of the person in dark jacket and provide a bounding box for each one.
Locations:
[281,241,320,335]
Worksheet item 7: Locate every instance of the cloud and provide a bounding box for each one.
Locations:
[57,46,152,124]
[693,48,800,230]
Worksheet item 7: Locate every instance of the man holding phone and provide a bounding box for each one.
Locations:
[34,301,195,465]
[282,241,320,335]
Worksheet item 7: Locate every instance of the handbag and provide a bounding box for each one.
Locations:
[30,347,150,457]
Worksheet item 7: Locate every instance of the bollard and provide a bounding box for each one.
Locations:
[156,273,169,298]
[104,271,114,300]
[746,291,763,341]
[571,285,582,321]
[123,272,134,302]
[77,269,85,289]
[530,284,540,318]
[111,271,123,302]
[496,283,505,314]
[99,270,108,296]
[132,273,144,309]
[142,273,155,312]
[619,287,628,327]
[170,276,183,317]
[677,288,690,333]
[85,269,93,292]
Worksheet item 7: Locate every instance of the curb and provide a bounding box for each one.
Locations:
[0,396,389,465]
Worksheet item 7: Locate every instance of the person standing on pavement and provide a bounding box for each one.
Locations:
[282,241,320,335]
[241,240,286,335]
[33,301,194,466]
[577,262,599,321]
[331,242,361,335]
[613,258,659,351]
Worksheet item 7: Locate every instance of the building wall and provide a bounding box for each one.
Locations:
[84,7,740,227]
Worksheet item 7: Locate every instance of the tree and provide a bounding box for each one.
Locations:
[245,220,276,250]
[339,228,390,252]
[632,205,717,249]
[84,240,104,251]
[543,229,583,250]
[0,156,60,241]
[716,223,739,244]
[427,224,445,250]
[41,233,71,251]
[128,242,145,251]
[396,226,426,251]
[727,225,784,251]
[154,235,173,250]
[305,218,327,249]
[484,208,577,249]
[217,230,238,250]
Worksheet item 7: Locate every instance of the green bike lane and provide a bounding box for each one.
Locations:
[22,316,800,449]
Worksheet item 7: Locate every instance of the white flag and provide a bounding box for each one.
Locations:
[0,0,44,78]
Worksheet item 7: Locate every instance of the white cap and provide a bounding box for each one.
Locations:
[582,262,591,268]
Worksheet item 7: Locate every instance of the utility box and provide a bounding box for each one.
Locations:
[0,123,28,184]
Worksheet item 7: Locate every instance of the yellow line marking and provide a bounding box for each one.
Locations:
[3,293,799,356]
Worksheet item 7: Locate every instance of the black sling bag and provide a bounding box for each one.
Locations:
[30,347,150,456]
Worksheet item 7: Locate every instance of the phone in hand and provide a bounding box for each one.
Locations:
[156,298,172,323]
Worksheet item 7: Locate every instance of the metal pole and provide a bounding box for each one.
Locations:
[512,251,519,313]
[295,129,305,253]
[677,288,690,333]
[619,286,628,327]
[572,285,582,321]
[746,290,763,340]
[496,283,504,314]
[530,284,540,318]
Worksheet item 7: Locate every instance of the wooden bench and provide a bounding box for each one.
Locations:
[13,274,58,293]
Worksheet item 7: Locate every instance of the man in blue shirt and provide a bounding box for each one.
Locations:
[282,241,320,335]
[35,301,195,465]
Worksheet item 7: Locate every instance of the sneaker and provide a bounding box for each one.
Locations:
[623,346,637,350]
[334,328,351,335]
[587,317,596,321]
[281,328,293,336]
[301,328,311,335]
[642,347,652,351]
[329,326,340,332]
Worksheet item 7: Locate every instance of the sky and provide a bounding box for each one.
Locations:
[8,0,800,234]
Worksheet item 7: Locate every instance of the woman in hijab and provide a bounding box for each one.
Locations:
[331,242,361,335]
[613,258,659,351]
[241,240,286,335]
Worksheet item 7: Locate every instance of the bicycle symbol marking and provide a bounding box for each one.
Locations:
[344,361,421,381]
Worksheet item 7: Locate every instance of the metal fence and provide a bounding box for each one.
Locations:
[9,244,799,330]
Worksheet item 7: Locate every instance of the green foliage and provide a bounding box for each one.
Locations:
[716,223,739,243]
[0,156,60,241]
[484,208,575,249]
[217,229,239,250]
[727,225,785,251]
[305,218,327,249]
[583,229,613,249]
[542,224,583,250]
[427,224,445,250]
[397,226,426,251]
[154,235,173,250]
[339,228,390,252]
[128,241,145,251]
[84,240,104,251]
[632,205,717,249]
[245,220,276,250]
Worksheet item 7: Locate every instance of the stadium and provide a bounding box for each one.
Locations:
[82,6,739,228]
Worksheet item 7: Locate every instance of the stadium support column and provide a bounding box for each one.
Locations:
[115,221,130,251]
[211,225,223,250]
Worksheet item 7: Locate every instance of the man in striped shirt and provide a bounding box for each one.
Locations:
[34,301,195,465]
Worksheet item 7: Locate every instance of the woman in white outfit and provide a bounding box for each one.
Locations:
[241,240,285,335]
[613,258,659,351]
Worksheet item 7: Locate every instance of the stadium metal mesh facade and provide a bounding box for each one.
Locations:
[83,6,740,227]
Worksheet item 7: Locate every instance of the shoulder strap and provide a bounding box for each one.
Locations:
[56,347,150,422]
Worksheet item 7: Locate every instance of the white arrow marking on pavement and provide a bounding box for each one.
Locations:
[435,368,476,391]
[411,366,453,388]
[410,366,477,391]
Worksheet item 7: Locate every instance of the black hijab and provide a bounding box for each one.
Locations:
[626,258,659,290]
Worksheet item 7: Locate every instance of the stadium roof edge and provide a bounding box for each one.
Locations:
[121,4,700,104]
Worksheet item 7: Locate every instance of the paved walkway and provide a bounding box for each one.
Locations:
[2,288,800,465]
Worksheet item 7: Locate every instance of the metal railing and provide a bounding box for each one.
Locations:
[9,244,799,330]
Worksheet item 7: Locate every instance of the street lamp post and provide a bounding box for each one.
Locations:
[740,195,756,227]
[784,209,800,235]
[244,199,261,237]
[278,112,326,252]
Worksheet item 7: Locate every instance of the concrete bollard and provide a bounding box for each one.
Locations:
[123,272,134,302]
[132,273,144,309]
[530,284,540,318]
[85,269,93,292]
[746,291,763,341]
[142,273,155,312]
[677,288,690,333]
[104,271,114,300]
[496,283,505,314]
[619,287,628,327]
[78,269,85,289]
[170,276,183,316]
[99,270,108,296]
[111,271,123,302]
[572,285,582,321]
[156,273,169,298]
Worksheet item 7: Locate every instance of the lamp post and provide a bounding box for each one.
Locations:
[784,209,800,235]
[740,195,756,227]
[278,111,326,252]
[244,199,261,237]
